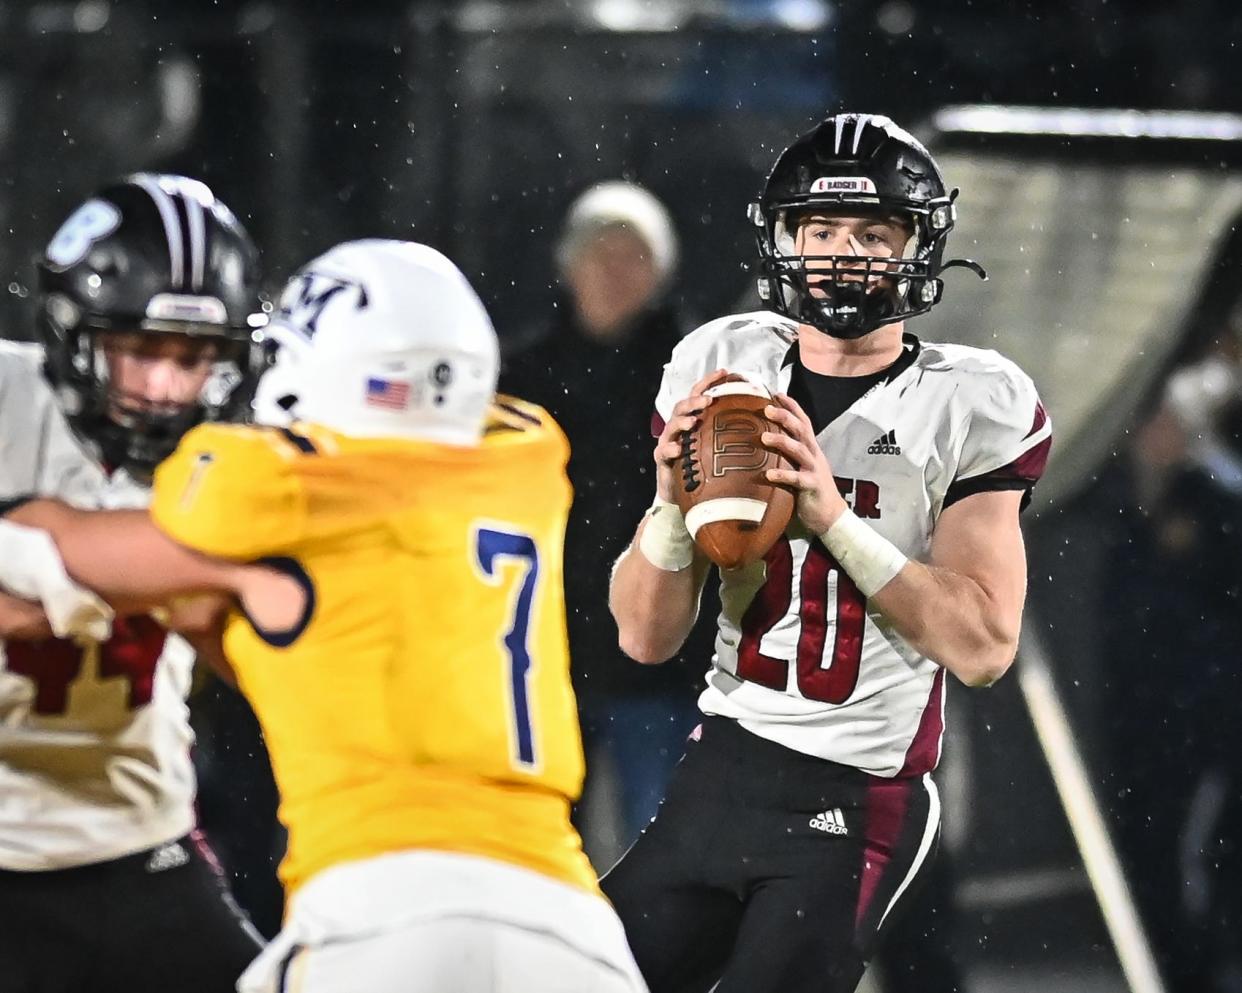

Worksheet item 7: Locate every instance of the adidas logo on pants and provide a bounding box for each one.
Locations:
[809,809,848,835]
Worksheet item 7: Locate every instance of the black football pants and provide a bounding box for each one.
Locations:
[0,832,261,993]
[602,716,941,993]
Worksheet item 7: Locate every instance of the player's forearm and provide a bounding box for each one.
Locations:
[610,517,707,664]
[0,590,53,639]
[172,600,238,688]
[8,499,242,603]
[870,562,1020,686]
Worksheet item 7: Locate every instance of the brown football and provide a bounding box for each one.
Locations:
[672,379,795,570]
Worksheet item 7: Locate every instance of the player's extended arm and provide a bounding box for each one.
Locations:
[9,499,310,647]
[0,589,53,639]
[610,368,730,664]
[764,393,1026,687]
[7,499,245,603]
[869,489,1026,687]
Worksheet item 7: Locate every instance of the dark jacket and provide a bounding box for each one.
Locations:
[501,296,715,704]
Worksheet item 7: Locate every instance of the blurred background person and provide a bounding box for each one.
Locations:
[503,180,714,864]
[1075,308,1242,993]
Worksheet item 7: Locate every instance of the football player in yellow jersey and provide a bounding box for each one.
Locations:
[6,240,648,993]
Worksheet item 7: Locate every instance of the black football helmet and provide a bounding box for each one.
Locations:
[37,173,265,478]
[751,113,985,339]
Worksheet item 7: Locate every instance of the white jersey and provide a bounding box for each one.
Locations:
[654,312,1051,778]
[0,341,197,870]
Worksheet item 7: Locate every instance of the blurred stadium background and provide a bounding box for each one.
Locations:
[4,1,1242,991]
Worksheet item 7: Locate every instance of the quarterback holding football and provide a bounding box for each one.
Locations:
[606,113,1052,993]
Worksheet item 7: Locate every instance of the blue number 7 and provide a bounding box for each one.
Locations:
[474,526,540,769]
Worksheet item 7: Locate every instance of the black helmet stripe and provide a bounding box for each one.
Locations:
[132,173,187,290]
[170,194,195,291]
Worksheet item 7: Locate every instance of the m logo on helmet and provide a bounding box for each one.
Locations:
[277,270,369,341]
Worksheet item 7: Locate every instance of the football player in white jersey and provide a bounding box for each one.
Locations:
[0,174,264,992]
[604,113,1053,993]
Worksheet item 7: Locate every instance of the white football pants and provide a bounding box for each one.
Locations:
[237,850,648,993]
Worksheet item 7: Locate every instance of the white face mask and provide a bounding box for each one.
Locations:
[251,340,304,428]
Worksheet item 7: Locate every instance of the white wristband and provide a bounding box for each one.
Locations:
[637,498,695,572]
[0,519,114,641]
[818,510,908,598]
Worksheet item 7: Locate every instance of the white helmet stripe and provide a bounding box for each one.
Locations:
[132,174,185,289]
[834,114,846,154]
[185,189,206,291]
[852,114,869,154]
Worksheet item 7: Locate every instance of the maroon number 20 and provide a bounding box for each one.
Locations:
[735,536,866,704]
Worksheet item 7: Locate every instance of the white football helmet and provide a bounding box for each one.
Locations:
[254,239,499,445]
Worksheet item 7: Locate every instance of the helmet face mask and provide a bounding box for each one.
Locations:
[37,174,265,478]
[752,114,977,340]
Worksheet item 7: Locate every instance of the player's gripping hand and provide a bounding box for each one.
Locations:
[654,369,732,503]
[762,393,848,535]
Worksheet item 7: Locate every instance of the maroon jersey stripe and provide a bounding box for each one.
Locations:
[1005,433,1052,482]
[899,668,946,777]
[1024,399,1049,438]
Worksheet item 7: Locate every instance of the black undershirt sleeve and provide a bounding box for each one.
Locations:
[943,474,1034,512]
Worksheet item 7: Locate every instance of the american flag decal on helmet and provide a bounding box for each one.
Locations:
[365,377,411,411]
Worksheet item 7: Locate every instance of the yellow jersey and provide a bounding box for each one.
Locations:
[150,400,595,895]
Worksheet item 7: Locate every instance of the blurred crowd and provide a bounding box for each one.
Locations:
[1084,316,1242,992]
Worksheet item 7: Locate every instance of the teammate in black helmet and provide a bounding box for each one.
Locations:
[0,173,264,993]
[604,113,1049,993]
[37,173,265,479]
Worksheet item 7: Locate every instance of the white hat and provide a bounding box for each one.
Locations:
[253,239,499,446]
[555,181,679,287]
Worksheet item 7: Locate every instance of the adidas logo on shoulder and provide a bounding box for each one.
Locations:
[867,430,901,456]
[809,808,849,836]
